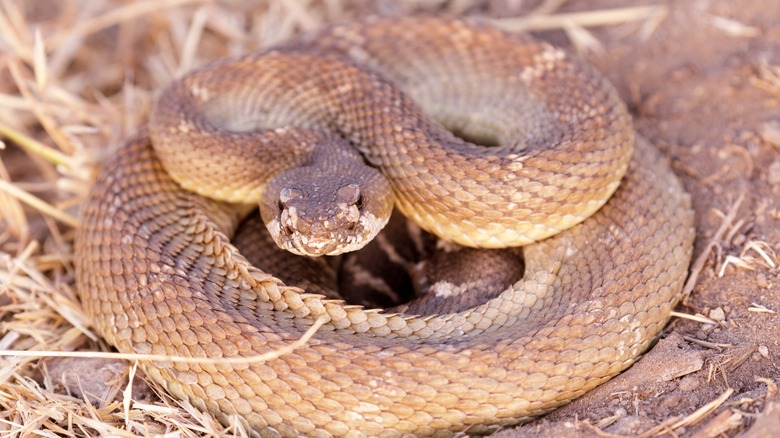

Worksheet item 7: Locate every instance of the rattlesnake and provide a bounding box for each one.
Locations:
[75,16,695,437]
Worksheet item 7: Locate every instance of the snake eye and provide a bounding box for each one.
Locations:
[356,193,364,209]
[278,187,300,211]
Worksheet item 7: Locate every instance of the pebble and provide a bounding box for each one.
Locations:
[664,394,683,408]
[769,158,780,185]
[678,375,700,392]
[709,307,726,322]
[757,272,769,288]
[760,120,780,149]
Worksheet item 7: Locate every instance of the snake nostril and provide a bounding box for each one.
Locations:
[283,224,294,236]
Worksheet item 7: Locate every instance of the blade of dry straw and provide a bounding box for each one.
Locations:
[0,316,327,365]
[44,0,207,50]
[0,179,78,228]
[490,5,661,32]
[0,124,74,169]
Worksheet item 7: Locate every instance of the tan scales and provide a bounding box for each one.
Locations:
[74,16,695,437]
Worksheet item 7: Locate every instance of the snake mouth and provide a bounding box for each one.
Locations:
[285,235,347,257]
[274,237,357,257]
[264,209,389,257]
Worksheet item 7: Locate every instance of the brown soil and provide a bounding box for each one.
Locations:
[1,0,779,436]
[497,1,780,436]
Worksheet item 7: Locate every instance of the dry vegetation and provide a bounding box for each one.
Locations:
[1,0,777,437]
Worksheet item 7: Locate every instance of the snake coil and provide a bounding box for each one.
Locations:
[75,16,694,437]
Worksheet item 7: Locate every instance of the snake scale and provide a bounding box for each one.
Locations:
[75,16,695,437]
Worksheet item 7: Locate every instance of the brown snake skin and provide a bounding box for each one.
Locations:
[148,17,633,255]
[75,17,695,437]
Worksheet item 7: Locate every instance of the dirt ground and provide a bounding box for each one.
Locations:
[498,1,780,436]
[1,0,779,436]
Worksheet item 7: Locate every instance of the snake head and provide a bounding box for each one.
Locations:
[260,173,393,257]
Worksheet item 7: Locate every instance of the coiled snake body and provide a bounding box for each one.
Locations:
[75,17,695,437]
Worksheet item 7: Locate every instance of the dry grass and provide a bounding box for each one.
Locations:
[0,0,670,436]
